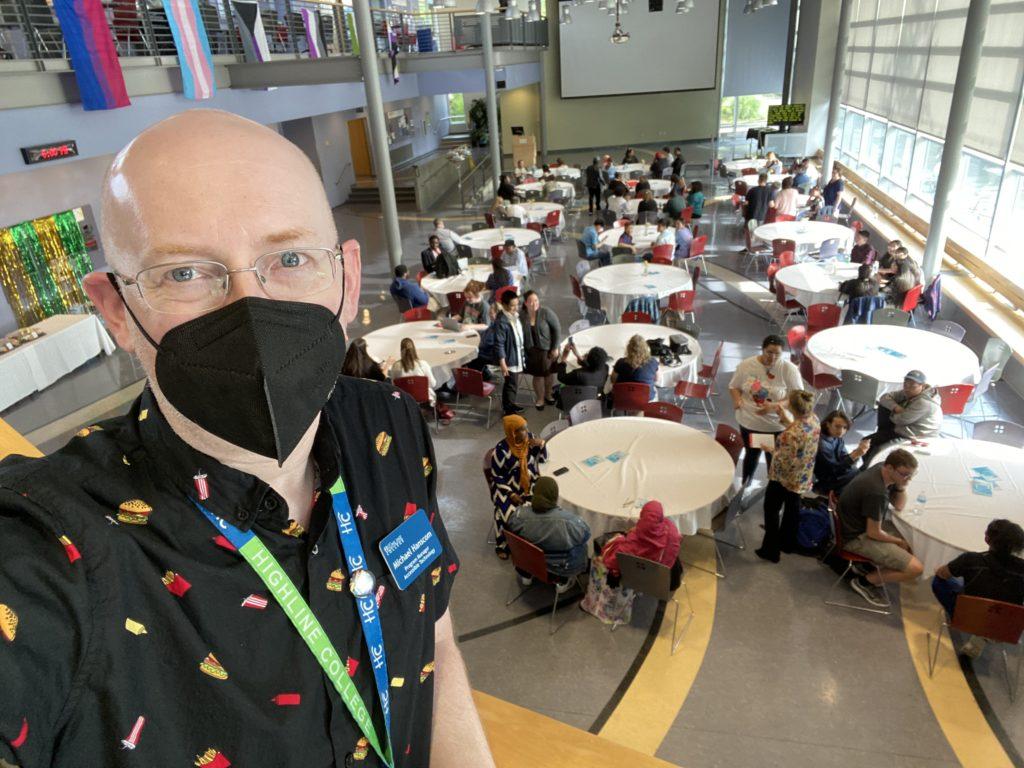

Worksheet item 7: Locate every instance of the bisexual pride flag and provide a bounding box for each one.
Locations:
[161,0,216,100]
[52,0,130,111]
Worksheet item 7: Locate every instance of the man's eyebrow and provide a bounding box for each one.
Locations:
[145,243,218,261]
[263,227,316,245]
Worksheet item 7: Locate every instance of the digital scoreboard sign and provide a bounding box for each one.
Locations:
[21,140,79,165]
[767,104,806,126]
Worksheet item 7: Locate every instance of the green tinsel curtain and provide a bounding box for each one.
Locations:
[9,222,65,317]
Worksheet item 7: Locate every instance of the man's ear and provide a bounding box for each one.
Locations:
[83,271,135,353]
[339,239,362,328]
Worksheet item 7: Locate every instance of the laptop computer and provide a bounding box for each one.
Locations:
[439,316,463,332]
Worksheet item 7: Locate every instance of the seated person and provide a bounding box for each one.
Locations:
[637,191,660,221]
[634,176,651,195]
[456,279,490,327]
[501,238,528,276]
[432,217,462,254]
[876,239,903,276]
[506,196,527,224]
[886,249,922,305]
[673,218,693,261]
[616,221,637,253]
[932,519,1024,658]
[610,335,659,401]
[686,180,705,219]
[608,177,629,198]
[838,448,925,607]
[513,160,529,179]
[388,337,454,422]
[838,263,880,301]
[792,161,812,191]
[464,303,500,380]
[622,147,639,164]
[861,370,942,465]
[763,153,783,175]
[342,337,391,382]
[653,220,675,247]
[421,235,443,274]
[601,500,682,590]
[497,174,517,201]
[506,476,591,581]
[542,175,560,199]
[581,220,611,266]
[606,191,628,218]
[850,229,877,265]
[553,342,610,408]
[422,235,460,279]
[485,256,515,292]
[663,189,687,220]
[389,263,430,309]
[805,186,824,219]
[814,410,871,494]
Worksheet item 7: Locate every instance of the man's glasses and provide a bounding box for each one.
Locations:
[895,468,916,481]
[113,248,343,314]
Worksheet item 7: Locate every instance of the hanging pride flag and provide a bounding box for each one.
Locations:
[162,0,216,100]
[300,8,325,59]
[52,0,130,111]
[231,0,271,63]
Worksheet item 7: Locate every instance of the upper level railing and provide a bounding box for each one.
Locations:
[0,0,545,67]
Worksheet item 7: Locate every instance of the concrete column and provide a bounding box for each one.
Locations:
[821,0,853,180]
[481,13,502,188]
[538,70,548,164]
[352,0,403,269]
[920,0,992,281]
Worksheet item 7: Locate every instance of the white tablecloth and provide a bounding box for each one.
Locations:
[0,314,117,412]
[739,173,787,188]
[519,202,565,236]
[457,227,542,261]
[618,199,664,219]
[582,263,692,321]
[722,158,765,174]
[514,181,575,200]
[754,221,853,252]
[872,439,1024,576]
[613,163,648,177]
[549,166,581,180]
[776,261,861,307]
[627,179,672,197]
[420,263,522,303]
[541,417,736,538]
[361,320,480,386]
[600,223,662,251]
[806,325,980,394]
[563,323,700,389]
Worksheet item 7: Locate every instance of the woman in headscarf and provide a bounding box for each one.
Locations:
[489,415,548,559]
[602,501,683,589]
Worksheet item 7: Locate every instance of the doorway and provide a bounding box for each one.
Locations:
[347,117,373,178]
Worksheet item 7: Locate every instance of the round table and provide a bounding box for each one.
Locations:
[806,325,980,396]
[361,320,480,385]
[873,439,1024,576]
[562,323,700,389]
[613,163,648,178]
[627,179,672,197]
[519,202,565,235]
[514,181,575,200]
[776,261,861,307]
[420,263,522,303]
[550,166,581,180]
[457,227,542,260]
[541,417,736,538]
[582,262,692,321]
[753,220,854,254]
[600,223,661,251]
[722,158,765,174]
[738,173,787,188]
[619,199,664,219]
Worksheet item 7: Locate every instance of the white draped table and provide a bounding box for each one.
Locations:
[872,439,1024,576]
[599,223,662,252]
[562,323,700,389]
[457,227,542,261]
[582,263,692,321]
[753,221,854,253]
[514,181,575,200]
[518,202,565,236]
[361,320,480,385]
[419,263,522,303]
[541,417,736,538]
[776,261,861,307]
[0,314,116,412]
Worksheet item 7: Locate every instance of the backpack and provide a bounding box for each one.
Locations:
[797,498,831,551]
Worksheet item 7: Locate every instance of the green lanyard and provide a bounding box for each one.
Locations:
[192,498,394,767]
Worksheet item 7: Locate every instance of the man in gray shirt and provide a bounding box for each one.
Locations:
[432,218,463,255]
[506,476,591,580]
[838,448,924,606]
[861,369,943,465]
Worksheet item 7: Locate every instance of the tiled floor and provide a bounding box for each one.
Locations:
[7,139,1024,766]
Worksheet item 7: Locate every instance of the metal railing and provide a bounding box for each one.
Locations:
[458,152,492,212]
[0,1,544,64]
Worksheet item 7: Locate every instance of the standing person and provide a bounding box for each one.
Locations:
[671,147,685,177]
[744,173,772,227]
[494,290,526,415]
[521,290,562,410]
[770,176,799,218]
[506,476,592,581]
[585,157,605,214]
[755,390,821,562]
[932,520,1024,657]
[861,370,942,465]
[485,256,514,292]
[815,410,871,493]
[489,415,547,558]
[729,335,804,487]
[432,218,463,255]
[389,337,455,423]
[497,173,517,202]
[686,180,705,220]
[390,263,431,309]
[850,229,877,265]
[822,168,845,218]
[21,110,491,766]
[839,449,925,607]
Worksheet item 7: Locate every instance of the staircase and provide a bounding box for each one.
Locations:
[346,179,417,206]
[441,132,472,150]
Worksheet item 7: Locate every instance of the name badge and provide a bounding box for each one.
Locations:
[378,510,442,591]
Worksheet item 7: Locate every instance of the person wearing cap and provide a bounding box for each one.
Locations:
[501,238,529,278]
[506,476,591,581]
[861,370,943,466]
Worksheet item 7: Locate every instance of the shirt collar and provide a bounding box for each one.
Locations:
[133,386,340,533]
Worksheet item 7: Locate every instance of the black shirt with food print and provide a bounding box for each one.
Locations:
[0,375,459,767]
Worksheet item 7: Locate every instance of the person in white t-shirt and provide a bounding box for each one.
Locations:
[606,191,627,218]
[771,176,800,217]
[728,334,804,486]
[506,197,528,225]
[389,337,455,423]
[653,220,675,247]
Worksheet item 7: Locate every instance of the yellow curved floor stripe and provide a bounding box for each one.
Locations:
[598,533,718,755]
[901,580,1015,768]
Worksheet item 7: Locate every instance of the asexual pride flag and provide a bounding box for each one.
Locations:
[162,0,216,100]
[52,0,130,110]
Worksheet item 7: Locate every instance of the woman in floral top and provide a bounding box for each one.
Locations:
[755,390,820,563]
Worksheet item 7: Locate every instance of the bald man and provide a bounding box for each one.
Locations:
[0,110,494,768]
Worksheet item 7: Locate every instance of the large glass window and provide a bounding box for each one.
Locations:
[863,118,886,171]
[447,93,466,128]
[881,125,914,189]
[952,150,1002,238]
[841,111,865,170]
[908,135,943,205]
[989,168,1024,279]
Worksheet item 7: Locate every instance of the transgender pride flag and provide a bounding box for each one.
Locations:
[162,0,216,100]
[52,0,130,110]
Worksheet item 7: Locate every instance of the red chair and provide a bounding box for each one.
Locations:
[741,167,757,175]
[394,375,440,431]
[730,193,743,214]
[504,530,580,635]
[523,176,537,183]
[569,274,584,301]
[625,179,639,189]
[799,356,842,407]
[416,270,427,284]
[698,341,723,395]
[774,280,802,328]
[766,261,782,292]
[679,206,693,225]
[824,492,892,615]
[691,266,702,291]
[651,244,674,265]
[674,380,713,431]
[446,291,467,317]
[714,423,743,467]
[526,222,544,237]
[764,207,778,225]
[485,212,496,228]
[934,383,976,437]
[490,244,504,261]
[927,595,1024,698]
[774,213,796,222]
[643,401,683,423]
[612,382,652,414]
[621,311,652,324]
[787,325,807,362]
[543,210,562,243]
[402,307,433,322]
[493,285,518,305]
[778,250,796,268]
[772,238,796,260]
[901,283,923,324]
[453,367,497,429]
[806,303,842,336]
[668,290,695,321]
[689,235,708,271]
